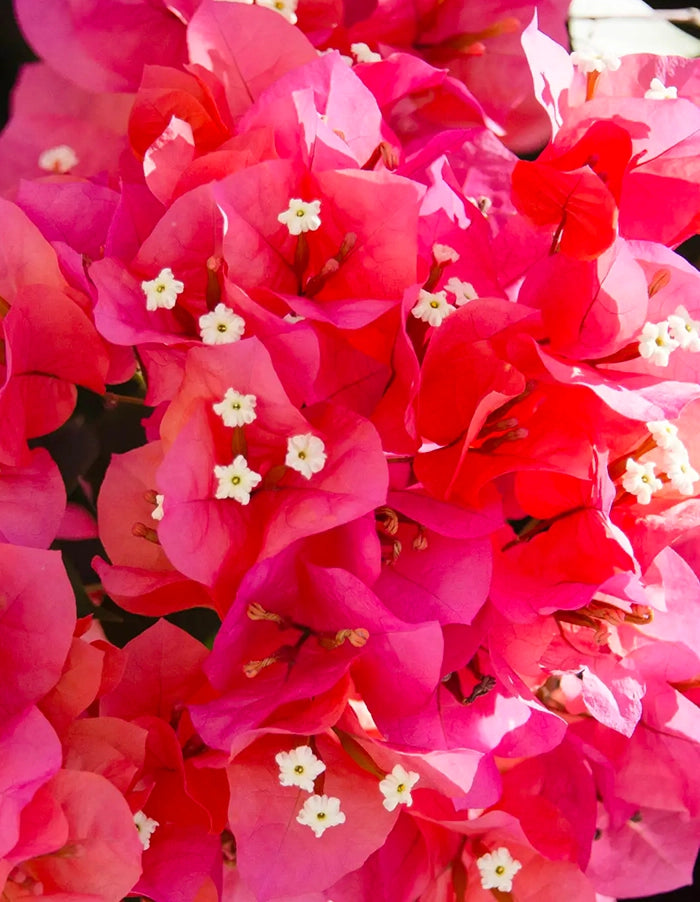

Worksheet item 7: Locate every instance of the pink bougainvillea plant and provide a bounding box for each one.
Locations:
[1,1,700,900]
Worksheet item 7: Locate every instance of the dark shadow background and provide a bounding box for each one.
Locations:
[0,1,697,899]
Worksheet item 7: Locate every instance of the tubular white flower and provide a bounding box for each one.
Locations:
[350,42,382,63]
[411,289,456,327]
[379,764,420,812]
[214,455,262,504]
[38,144,79,173]
[667,305,700,352]
[141,268,185,312]
[257,0,298,23]
[199,303,246,345]
[622,458,663,505]
[445,277,478,306]
[133,810,159,851]
[275,745,326,793]
[665,447,699,496]
[570,49,621,74]
[638,321,679,367]
[644,78,678,100]
[476,847,522,892]
[213,389,257,428]
[285,433,327,479]
[432,243,460,264]
[296,795,346,838]
[646,419,680,451]
[278,199,322,236]
[151,494,165,521]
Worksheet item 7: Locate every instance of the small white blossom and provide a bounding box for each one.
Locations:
[199,303,246,345]
[141,268,185,312]
[275,745,326,793]
[133,810,159,851]
[432,243,460,264]
[668,305,700,352]
[350,42,382,64]
[665,447,699,496]
[411,289,456,327]
[445,277,478,306]
[214,455,262,504]
[278,199,322,236]
[644,78,678,100]
[638,321,679,367]
[476,847,522,893]
[622,458,663,505]
[296,795,346,838]
[151,494,165,521]
[38,144,79,173]
[213,388,257,428]
[257,0,298,25]
[570,49,621,74]
[647,419,680,451]
[283,312,306,324]
[379,764,420,812]
[285,433,327,479]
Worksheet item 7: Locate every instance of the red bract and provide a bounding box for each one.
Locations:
[4,770,143,901]
[93,441,214,617]
[155,338,388,592]
[15,0,188,92]
[187,1,318,122]
[0,63,133,197]
[0,545,74,720]
[227,733,399,900]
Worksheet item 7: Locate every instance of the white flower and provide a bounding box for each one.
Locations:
[199,303,246,345]
[622,458,663,505]
[278,199,322,236]
[647,419,680,451]
[275,745,326,792]
[283,312,306,324]
[644,78,678,100]
[296,795,346,838]
[151,494,165,521]
[350,42,382,64]
[38,144,79,173]
[638,321,679,367]
[445,277,478,306]
[665,447,699,496]
[213,389,257,428]
[141,268,185,312]
[285,433,327,479]
[214,455,262,504]
[668,305,700,352]
[411,289,456,327]
[432,243,460,264]
[570,49,621,74]
[256,0,298,24]
[379,764,420,812]
[133,810,159,851]
[476,847,522,892]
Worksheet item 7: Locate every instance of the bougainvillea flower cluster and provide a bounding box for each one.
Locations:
[1,1,700,899]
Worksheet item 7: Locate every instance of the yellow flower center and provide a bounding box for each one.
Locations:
[231,476,241,485]
[495,865,506,875]
[294,765,304,774]
[296,209,305,217]
[217,323,228,332]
